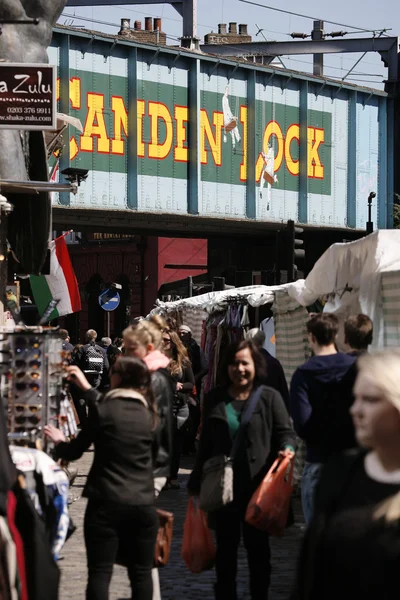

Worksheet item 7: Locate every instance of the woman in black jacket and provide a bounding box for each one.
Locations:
[188,340,295,600]
[44,357,159,600]
[162,329,195,489]
[293,350,400,600]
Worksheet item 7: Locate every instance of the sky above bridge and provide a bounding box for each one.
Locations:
[60,0,399,89]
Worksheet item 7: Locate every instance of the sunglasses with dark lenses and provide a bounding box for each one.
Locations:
[15,382,40,392]
[16,371,40,380]
[15,415,41,425]
[162,338,171,344]
[14,426,42,433]
[15,404,42,414]
[14,358,41,368]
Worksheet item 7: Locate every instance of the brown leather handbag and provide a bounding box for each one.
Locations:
[154,509,174,568]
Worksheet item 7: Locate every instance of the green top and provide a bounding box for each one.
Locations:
[225,394,296,453]
[225,401,241,438]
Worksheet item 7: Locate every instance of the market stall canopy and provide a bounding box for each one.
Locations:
[153,283,294,314]
[288,230,400,348]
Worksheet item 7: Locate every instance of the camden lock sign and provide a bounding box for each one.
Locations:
[0,63,56,130]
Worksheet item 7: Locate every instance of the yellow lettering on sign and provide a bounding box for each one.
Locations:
[174,105,188,162]
[69,78,81,109]
[200,110,224,166]
[240,105,247,182]
[255,120,284,181]
[137,100,145,158]
[81,93,110,153]
[111,96,128,155]
[285,124,300,176]
[148,101,173,160]
[308,127,324,179]
[69,78,81,160]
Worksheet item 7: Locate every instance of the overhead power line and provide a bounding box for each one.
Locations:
[239,0,389,34]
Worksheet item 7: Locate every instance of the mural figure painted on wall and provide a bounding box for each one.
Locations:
[222,86,241,152]
[0,0,66,274]
[259,145,278,211]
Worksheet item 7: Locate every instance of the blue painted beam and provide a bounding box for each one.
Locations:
[127,47,138,210]
[188,58,200,215]
[347,91,357,228]
[378,96,388,229]
[58,33,70,207]
[246,70,256,219]
[386,97,395,228]
[298,80,308,224]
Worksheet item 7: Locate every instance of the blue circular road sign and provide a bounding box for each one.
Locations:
[99,288,120,311]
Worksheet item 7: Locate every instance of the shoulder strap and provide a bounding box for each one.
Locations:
[229,385,263,461]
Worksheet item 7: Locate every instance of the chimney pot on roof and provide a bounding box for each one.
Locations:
[154,17,162,31]
[145,16,152,31]
[239,24,248,35]
[134,20,142,30]
[218,23,227,35]
[229,22,237,34]
[120,18,130,32]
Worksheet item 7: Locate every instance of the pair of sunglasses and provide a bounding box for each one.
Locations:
[16,382,40,392]
[14,426,42,433]
[15,415,41,425]
[15,359,41,369]
[16,371,40,380]
[15,337,40,348]
[15,404,42,414]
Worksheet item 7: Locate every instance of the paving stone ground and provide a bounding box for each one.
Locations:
[59,452,304,599]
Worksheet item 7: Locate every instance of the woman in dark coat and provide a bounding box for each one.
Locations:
[292,350,400,600]
[45,358,159,600]
[188,340,295,600]
[162,329,195,489]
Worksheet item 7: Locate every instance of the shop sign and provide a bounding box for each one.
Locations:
[0,63,56,130]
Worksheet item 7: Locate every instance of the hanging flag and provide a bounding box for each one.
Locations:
[30,234,81,321]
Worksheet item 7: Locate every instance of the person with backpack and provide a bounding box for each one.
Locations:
[73,330,109,390]
[290,313,357,524]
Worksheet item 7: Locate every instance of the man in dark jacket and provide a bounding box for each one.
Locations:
[59,329,74,353]
[290,313,357,523]
[245,328,290,409]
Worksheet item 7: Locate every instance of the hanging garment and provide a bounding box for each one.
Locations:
[260,317,276,358]
[6,493,28,600]
[0,517,18,600]
[9,485,60,600]
[10,447,70,559]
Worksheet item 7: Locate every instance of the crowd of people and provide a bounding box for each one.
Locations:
[45,311,400,600]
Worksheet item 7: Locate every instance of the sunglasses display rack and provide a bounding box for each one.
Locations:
[5,331,68,447]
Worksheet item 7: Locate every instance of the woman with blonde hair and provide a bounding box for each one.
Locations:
[123,315,174,492]
[293,349,400,600]
[161,328,194,489]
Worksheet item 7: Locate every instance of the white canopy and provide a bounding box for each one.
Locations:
[289,230,400,348]
[153,283,294,314]
[153,230,400,348]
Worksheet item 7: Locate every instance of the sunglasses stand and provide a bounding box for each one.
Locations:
[2,329,72,450]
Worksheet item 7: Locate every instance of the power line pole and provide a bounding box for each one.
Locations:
[312,20,324,77]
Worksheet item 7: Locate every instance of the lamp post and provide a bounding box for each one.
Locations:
[366,191,376,234]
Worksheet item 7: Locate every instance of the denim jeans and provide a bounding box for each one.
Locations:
[301,462,324,524]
